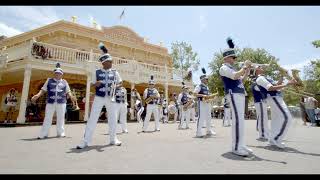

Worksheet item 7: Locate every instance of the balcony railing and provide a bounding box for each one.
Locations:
[0,41,193,87]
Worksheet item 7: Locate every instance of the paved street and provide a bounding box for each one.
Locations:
[0,118,319,174]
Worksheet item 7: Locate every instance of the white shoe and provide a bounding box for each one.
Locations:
[242,146,253,153]
[257,137,268,141]
[76,141,88,149]
[196,133,205,138]
[232,149,249,157]
[269,139,285,149]
[37,136,48,139]
[57,134,66,138]
[110,139,122,146]
[206,130,216,136]
[122,130,128,134]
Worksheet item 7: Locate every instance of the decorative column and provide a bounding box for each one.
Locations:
[84,51,93,121]
[164,64,169,103]
[16,64,32,123]
[84,73,91,122]
[130,82,135,120]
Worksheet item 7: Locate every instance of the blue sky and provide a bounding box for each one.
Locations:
[0,6,319,84]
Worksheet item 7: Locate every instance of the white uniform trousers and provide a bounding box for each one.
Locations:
[117,103,128,132]
[196,100,213,136]
[162,110,168,123]
[190,107,196,122]
[266,96,292,143]
[82,96,118,144]
[226,93,246,152]
[143,104,160,131]
[254,102,269,138]
[179,108,191,128]
[137,107,144,123]
[223,107,232,126]
[39,102,66,138]
[158,106,163,122]
[173,111,178,123]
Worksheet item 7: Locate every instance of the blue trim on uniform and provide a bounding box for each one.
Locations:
[272,97,288,141]
[197,99,200,131]
[256,114,258,131]
[259,102,265,138]
[230,93,239,151]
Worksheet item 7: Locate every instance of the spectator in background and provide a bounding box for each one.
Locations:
[300,97,308,126]
[304,96,318,127]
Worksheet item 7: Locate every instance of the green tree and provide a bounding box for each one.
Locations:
[312,40,320,48]
[170,41,200,80]
[301,60,320,103]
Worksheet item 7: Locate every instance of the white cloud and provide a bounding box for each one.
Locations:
[0,6,60,30]
[199,15,207,32]
[0,22,23,37]
[281,60,311,71]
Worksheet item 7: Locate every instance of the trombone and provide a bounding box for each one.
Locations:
[243,60,318,97]
[268,61,317,97]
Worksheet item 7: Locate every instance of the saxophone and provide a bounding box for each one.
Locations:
[72,89,80,111]
[145,90,158,104]
[110,81,116,102]
[183,95,194,111]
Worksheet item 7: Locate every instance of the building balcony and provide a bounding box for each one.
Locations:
[0,40,193,88]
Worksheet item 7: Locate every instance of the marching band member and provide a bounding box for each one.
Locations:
[251,66,269,141]
[194,68,217,137]
[142,75,160,132]
[4,88,18,123]
[223,97,232,127]
[219,37,252,156]
[115,81,128,133]
[189,91,197,123]
[32,63,76,139]
[158,94,164,123]
[172,93,179,123]
[178,82,191,129]
[133,89,144,123]
[135,99,144,123]
[162,99,169,123]
[255,66,296,149]
[77,42,122,149]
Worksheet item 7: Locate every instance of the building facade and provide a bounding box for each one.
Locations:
[0,20,193,123]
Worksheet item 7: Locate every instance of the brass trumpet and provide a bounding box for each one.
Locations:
[203,92,218,103]
[238,60,270,69]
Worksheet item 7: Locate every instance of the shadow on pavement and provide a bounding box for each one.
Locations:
[192,135,221,139]
[221,152,287,164]
[20,136,72,141]
[66,144,114,153]
[137,130,158,134]
[103,133,125,135]
[249,145,320,157]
